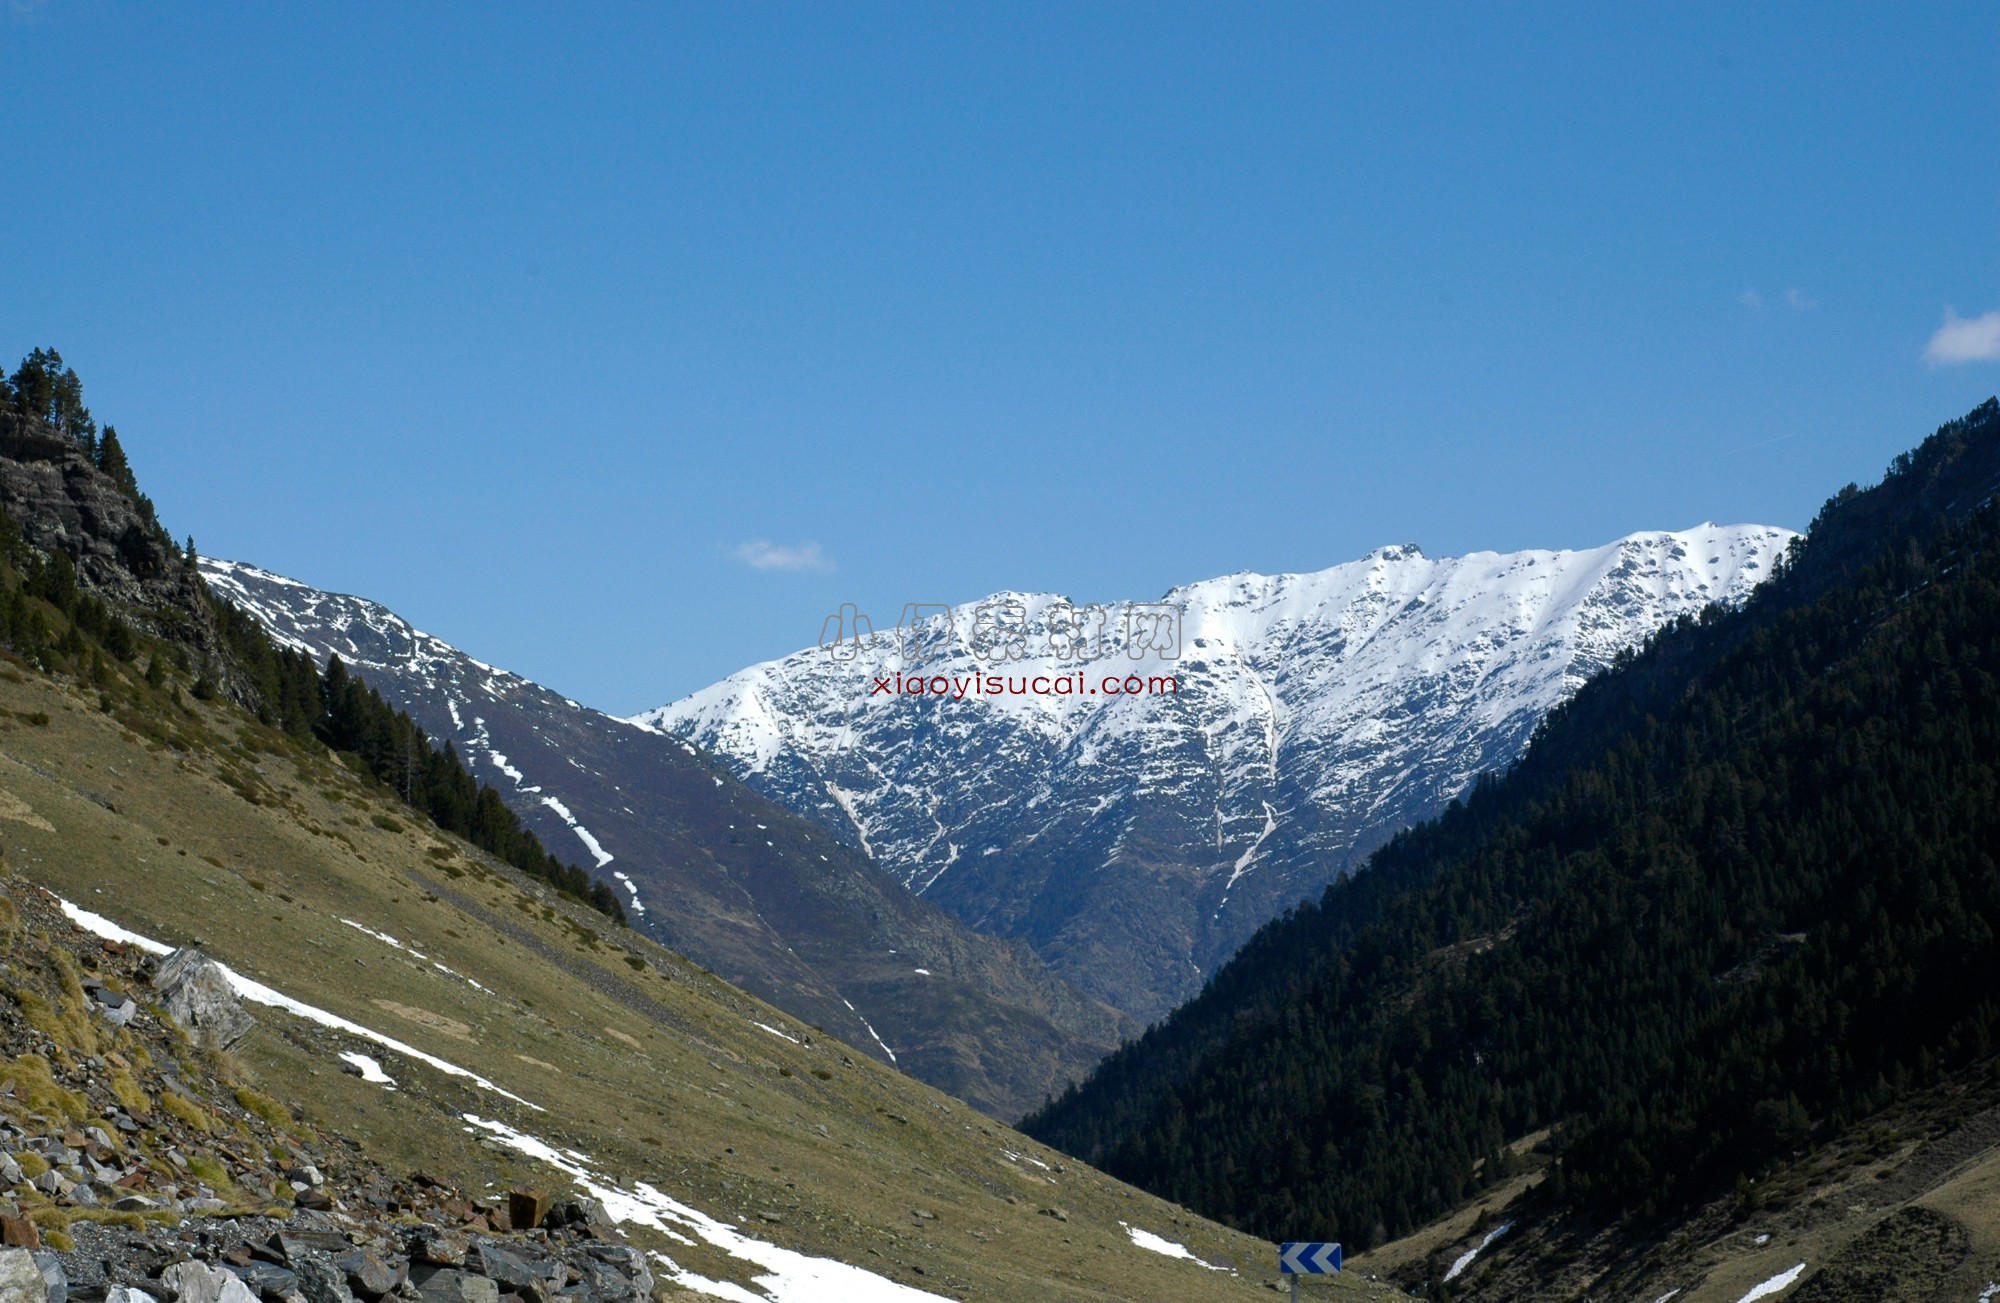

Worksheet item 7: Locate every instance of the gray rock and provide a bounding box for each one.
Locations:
[406,1231,466,1268]
[159,1262,255,1303]
[0,1248,45,1303]
[28,1254,61,1303]
[82,982,136,1027]
[225,1262,297,1300]
[105,1289,158,1303]
[152,949,256,1052]
[287,1259,354,1303]
[578,1247,650,1303]
[113,1195,159,1212]
[464,1243,561,1296]
[407,1273,495,1303]
[331,1250,402,1299]
[64,1183,97,1208]
[276,1232,348,1266]
[547,1199,612,1231]
[185,1198,227,1214]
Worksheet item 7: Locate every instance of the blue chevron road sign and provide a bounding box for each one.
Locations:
[1279,1241,1342,1274]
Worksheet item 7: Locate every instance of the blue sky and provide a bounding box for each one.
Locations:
[3,3,1996,713]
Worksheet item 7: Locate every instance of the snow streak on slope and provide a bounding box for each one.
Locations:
[200,560,622,872]
[636,525,1796,1020]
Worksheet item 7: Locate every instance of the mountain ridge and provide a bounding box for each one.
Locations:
[639,522,1795,1022]
[198,557,1135,1121]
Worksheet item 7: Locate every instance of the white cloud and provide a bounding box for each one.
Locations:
[1923,308,2000,365]
[1785,287,1817,311]
[733,540,833,572]
[1737,290,1764,310]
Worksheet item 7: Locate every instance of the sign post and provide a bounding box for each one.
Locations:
[1279,1242,1342,1302]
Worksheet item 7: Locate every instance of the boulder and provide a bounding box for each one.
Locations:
[0,1248,46,1303]
[0,1214,38,1249]
[330,1251,402,1299]
[105,1289,158,1303]
[407,1272,495,1303]
[573,1247,652,1303]
[225,1262,297,1299]
[465,1243,562,1297]
[159,1262,256,1303]
[407,1230,467,1268]
[151,950,255,1052]
[288,1259,354,1303]
[28,1252,62,1303]
[546,1199,611,1232]
[505,1189,550,1232]
[276,1231,349,1265]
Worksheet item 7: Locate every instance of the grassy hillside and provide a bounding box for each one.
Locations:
[0,657,1408,1301]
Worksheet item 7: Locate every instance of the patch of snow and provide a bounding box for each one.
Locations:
[571,825,615,867]
[339,1052,397,1087]
[753,1021,801,1044]
[536,795,616,868]
[1121,1223,1225,1270]
[839,998,896,1064]
[1443,1220,1513,1282]
[1736,1264,1806,1303]
[55,898,169,955]
[1225,800,1277,888]
[911,968,931,976]
[341,918,429,960]
[612,871,648,916]
[463,1114,951,1302]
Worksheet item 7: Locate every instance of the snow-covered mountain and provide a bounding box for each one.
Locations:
[636,524,1797,1023]
[199,558,1133,1120]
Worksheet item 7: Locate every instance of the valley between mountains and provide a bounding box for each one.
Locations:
[5,349,1997,1301]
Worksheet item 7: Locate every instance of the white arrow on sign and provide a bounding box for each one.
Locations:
[1279,1242,1342,1274]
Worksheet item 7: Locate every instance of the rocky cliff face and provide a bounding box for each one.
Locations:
[642,524,1797,1023]
[0,411,249,704]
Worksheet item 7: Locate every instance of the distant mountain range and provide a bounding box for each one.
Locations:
[639,524,1795,1022]
[200,558,1132,1121]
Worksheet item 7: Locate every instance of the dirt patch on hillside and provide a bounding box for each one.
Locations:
[371,998,474,1041]
[0,788,54,831]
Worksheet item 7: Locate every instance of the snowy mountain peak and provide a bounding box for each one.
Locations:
[635,523,1797,1022]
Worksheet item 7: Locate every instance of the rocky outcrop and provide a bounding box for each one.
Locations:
[150,949,256,1053]
[0,410,252,707]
